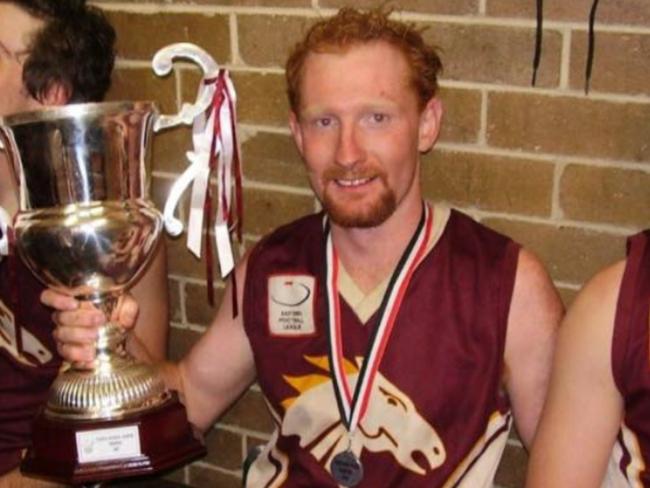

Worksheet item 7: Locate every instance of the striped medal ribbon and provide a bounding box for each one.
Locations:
[324,202,433,486]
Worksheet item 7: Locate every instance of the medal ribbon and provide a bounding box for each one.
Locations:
[324,202,433,434]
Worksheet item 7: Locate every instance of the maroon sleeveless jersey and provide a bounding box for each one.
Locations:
[243,207,520,487]
[0,255,61,474]
[608,230,650,485]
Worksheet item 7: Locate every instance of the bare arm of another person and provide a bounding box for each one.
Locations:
[526,261,624,487]
[42,239,169,363]
[159,256,257,432]
[504,248,564,449]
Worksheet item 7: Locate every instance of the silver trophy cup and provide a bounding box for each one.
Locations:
[0,101,205,483]
[1,101,165,416]
[0,42,227,483]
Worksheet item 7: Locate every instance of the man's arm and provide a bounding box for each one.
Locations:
[504,248,564,449]
[159,256,256,432]
[526,261,624,487]
[47,251,257,433]
[127,239,169,361]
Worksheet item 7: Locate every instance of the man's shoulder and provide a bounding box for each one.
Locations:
[259,212,322,245]
[442,206,519,258]
[247,212,323,264]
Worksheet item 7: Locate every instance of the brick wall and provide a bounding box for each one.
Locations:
[98,1,650,486]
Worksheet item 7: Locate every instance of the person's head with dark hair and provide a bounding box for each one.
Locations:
[0,0,115,116]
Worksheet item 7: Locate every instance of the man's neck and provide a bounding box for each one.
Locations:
[330,195,423,295]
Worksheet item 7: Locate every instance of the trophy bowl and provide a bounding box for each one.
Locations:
[0,101,205,484]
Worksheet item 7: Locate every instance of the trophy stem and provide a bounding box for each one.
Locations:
[43,291,169,420]
[87,293,128,370]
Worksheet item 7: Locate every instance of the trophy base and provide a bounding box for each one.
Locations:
[21,394,205,485]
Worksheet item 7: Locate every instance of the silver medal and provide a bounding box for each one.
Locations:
[330,450,364,486]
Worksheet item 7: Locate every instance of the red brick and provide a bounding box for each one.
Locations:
[494,443,527,488]
[321,0,478,15]
[487,92,650,162]
[168,278,182,323]
[204,427,243,470]
[421,22,561,88]
[488,0,650,26]
[166,233,205,279]
[106,12,230,63]
[168,326,203,361]
[557,286,578,309]
[238,15,314,67]
[188,465,241,487]
[560,164,650,227]
[570,32,650,96]
[107,67,177,114]
[242,132,308,188]
[483,218,625,284]
[231,72,290,127]
[221,388,275,433]
[161,0,309,5]
[422,151,554,216]
[438,87,481,144]
[185,282,224,326]
[152,126,193,174]
[243,188,315,237]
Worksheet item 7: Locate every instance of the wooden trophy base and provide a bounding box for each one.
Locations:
[21,394,206,485]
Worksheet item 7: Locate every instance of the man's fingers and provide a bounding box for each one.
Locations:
[56,341,95,364]
[52,308,105,329]
[114,294,139,330]
[53,324,98,345]
[40,289,79,311]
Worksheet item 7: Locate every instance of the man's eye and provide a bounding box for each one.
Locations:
[369,113,389,124]
[315,117,332,128]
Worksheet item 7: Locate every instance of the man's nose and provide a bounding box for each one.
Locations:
[335,124,365,168]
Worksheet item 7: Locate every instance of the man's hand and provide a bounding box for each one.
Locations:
[41,289,139,367]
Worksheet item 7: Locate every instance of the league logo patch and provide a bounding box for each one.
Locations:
[268,274,316,336]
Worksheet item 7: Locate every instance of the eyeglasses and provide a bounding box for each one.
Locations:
[0,42,30,65]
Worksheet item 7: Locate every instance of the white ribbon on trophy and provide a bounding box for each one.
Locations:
[153,43,242,286]
[0,206,10,259]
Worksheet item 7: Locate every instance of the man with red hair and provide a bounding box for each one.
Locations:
[57,8,562,487]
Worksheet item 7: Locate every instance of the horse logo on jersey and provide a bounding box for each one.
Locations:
[281,355,446,476]
[0,298,53,367]
[268,274,316,337]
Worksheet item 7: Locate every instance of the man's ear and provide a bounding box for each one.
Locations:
[418,97,443,153]
[289,111,304,156]
[40,81,70,107]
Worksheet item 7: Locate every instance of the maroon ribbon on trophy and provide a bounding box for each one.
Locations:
[177,69,243,306]
[323,202,433,486]
[200,70,243,306]
[154,44,244,310]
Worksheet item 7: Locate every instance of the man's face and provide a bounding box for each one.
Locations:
[289,41,442,228]
[0,3,44,116]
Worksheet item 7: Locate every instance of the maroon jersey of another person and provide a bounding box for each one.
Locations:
[242,205,520,487]
[607,230,650,485]
[0,255,60,474]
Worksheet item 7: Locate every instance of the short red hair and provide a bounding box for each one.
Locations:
[285,7,443,112]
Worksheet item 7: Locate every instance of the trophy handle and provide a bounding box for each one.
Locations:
[151,42,219,132]
[150,42,221,239]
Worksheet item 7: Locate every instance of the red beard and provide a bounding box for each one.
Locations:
[321,167,396,228]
